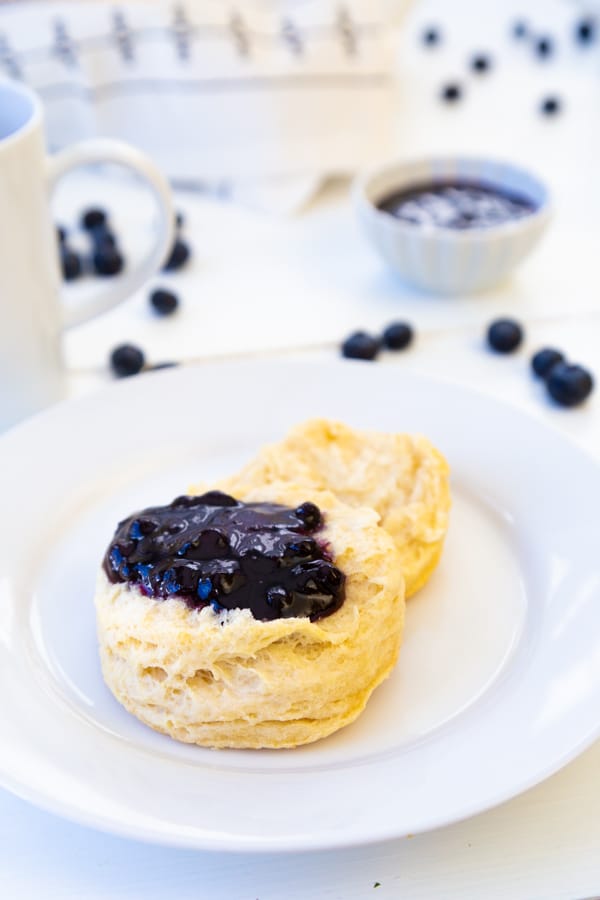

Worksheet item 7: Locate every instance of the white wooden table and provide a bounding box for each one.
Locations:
[3,0,600,895]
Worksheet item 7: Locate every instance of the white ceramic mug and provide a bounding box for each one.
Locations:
[0,80,175,430]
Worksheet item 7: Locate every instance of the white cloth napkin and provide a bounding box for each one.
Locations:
[0,0,409,211]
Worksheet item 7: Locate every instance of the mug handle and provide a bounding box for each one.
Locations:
[46,139,175,329]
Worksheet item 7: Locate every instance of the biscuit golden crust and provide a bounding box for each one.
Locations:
[211,419,451,598]
[96,483,405,749]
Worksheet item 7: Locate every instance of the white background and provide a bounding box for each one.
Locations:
[2,0,600,896]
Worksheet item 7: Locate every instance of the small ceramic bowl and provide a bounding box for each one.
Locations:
[353,156,552,294]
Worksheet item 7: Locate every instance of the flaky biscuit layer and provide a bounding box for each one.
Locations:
[96,483,405,748]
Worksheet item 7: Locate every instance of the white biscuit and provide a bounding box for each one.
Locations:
[96,483,405,749]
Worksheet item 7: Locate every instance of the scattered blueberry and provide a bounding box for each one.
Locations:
[512,20,528,39]
[546,363,594,407]
[81,208,107,231]
[162,238,190,272]
[534,36,554,58]
[61,247,82,281]
[540,95,562,116]
[575,17,596,44]
[440,82,463,103]
[531,348,564,379]
[486,318,523,354]
[422,26,441,46]
[150,288,179,316]
[110,343,145,378]
[341,331,380,361]
[382,321,414,351]
[56,225,67,244]
[471,53,492,74]
[92,227,118,251]
[93,248,124,276]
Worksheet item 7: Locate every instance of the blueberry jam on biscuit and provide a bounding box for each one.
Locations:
[104,491,345,621]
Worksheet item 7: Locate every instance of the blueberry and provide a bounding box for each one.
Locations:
[486,318,523,354]
[110,343,145,377]
[175,211,185,228]
[81,208,107,230]
[295,502,321,530]
[422,26,441,46]
[575,17,596,44]
[162,238,190,272]
[512,20,528,39]
[471,53,492,73]
[92,227,117,250]
[382,321,414,351]
[535,36,554,58]
[93,248,124,276]
[56,225,67,244]
[546,363,593,407]
[440,82,462,103]
[150,288,179,316]
[341,331,380,361]
[531,348,564,378]
[197,578,213,601]
[540,95,562,116]
[61,247,82,281]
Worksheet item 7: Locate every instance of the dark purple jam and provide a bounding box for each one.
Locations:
[103,491,345,621]
[377,181,536,230]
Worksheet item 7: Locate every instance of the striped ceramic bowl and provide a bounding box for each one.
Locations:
[353,156,552,294]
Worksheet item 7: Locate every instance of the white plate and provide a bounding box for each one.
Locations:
[1,360,599,852]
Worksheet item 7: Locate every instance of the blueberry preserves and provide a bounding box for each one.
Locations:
[103,491,345,621]
[377,181,535,230]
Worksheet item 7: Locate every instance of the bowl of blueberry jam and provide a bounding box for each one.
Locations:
[354,156,551,294]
